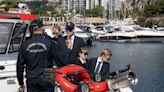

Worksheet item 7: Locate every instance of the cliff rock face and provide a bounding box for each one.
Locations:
[125,0,160,11]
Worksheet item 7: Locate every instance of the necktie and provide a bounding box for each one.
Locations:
[95,62,102,74]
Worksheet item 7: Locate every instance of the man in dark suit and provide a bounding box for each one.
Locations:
[57,22,85,67]
[87,48,112,82]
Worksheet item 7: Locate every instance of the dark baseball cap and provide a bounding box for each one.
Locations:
[29,19,44,33]
[65,22,75,31]
[30,19,44,28]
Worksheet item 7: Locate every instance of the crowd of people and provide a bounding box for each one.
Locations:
[16,19,113,92]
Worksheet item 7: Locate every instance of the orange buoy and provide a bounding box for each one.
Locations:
[54,65,111,92]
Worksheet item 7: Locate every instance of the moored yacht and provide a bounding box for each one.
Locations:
[121,26,164,42]
[96,28,136,42]
[74,27,95,45]
[92,25,114,35]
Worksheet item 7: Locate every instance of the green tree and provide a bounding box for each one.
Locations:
[144,0,164,17]
[0,0,21,11]
[136,16,146,26]
[158,18,164,26]
[144,4,155,17]
[144,19,153,27]
[85,5,104,17]
[158,0,164,13]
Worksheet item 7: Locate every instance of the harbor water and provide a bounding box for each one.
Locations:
[87,42,164,92]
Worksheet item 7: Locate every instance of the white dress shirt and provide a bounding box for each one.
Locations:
[79,57,86,64]
[94,57,103,74]
[67,35,75,49]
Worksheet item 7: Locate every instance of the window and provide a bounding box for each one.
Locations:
[114,28,122,32]
[96,27,104,32]
[8,23,27,53]
[0,22,13,53]
[157,27,164,31]
[105,26,113,33]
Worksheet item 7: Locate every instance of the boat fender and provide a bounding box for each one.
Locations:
[107,36,110,42]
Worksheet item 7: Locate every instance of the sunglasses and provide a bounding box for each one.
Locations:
[83,52,88,56]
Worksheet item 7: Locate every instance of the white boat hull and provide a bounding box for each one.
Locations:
[0,77,22,92]
[0,62,25,92]
[96,34,164,42]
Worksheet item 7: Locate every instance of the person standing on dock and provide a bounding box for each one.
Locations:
[57,22,86,66]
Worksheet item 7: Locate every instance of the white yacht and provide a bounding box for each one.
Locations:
[91,25,114,35]
[121,25,164,42]
[152,26,164,33]
[96,25,164,42]
[74,27,94,45]
[96,28,136,42]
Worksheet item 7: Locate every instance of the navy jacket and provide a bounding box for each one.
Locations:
[17,34,58,85]
[57,35,85,66]
[87,58,110,81]
[75,58,88,69]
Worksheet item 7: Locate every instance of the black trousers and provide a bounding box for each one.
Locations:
[26,78,54,92]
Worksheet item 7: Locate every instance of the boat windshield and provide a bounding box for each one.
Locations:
[0,22,27,54]
[113,28,124,32]
[0,22,13,54]
[157,27,164,31]
[105,26,113,33]
[95,26,105,32]
[133,27,144,31]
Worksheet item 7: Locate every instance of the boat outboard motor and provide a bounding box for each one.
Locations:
[108,65,138,90]
[109,71,138,90]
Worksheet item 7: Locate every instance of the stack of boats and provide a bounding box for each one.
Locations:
[76,24,164,43]
[45,24,164,44]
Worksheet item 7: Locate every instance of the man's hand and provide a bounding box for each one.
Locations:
[65,39,72,49]
[19,85,25,92]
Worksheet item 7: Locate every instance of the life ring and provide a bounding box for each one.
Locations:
[90,81,110,92]
[54,65,111,92]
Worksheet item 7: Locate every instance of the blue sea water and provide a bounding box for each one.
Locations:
[87,42,164,92]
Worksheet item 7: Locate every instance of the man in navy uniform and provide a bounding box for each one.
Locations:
[16,19,58,92]
[87,48,112,82]
[57,22,85,66]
